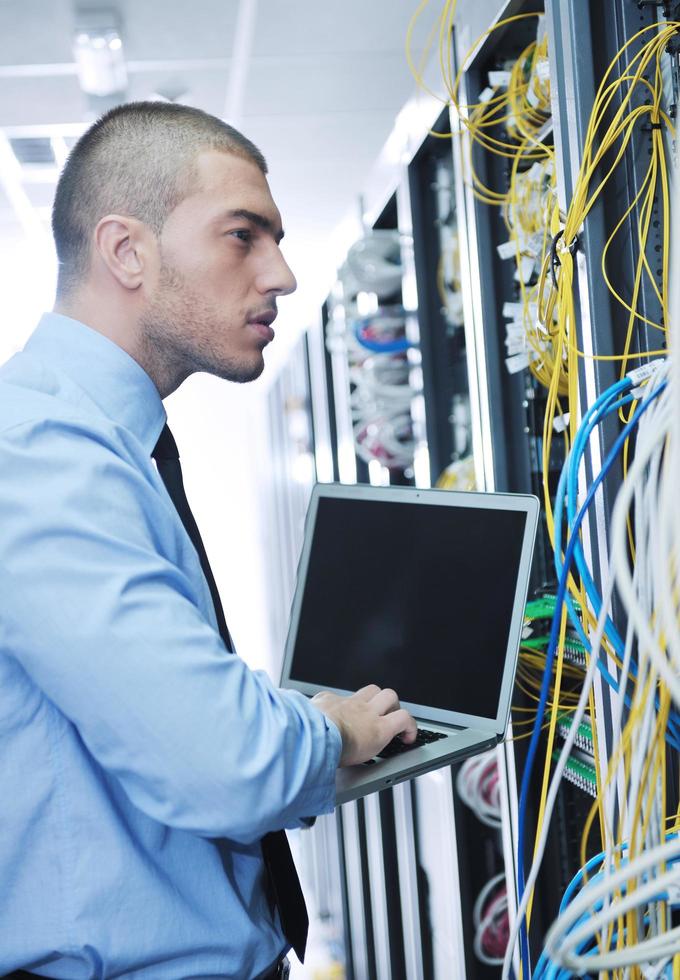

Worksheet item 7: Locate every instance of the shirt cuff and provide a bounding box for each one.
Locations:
[295,711,342,816]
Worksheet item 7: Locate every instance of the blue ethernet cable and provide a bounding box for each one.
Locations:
[353,320,413,353]
[517,380,631,975]
[552,382,680,748]
[535,901,675,978]
[515,382,666,979]
[564,393,631,649]
[535,834,680,978]
[552,377,631,648]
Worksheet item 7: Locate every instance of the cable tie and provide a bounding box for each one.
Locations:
[553,412,570,433]
[626,358,666,386]
[549,230,580,289]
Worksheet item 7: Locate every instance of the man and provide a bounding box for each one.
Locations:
[0,102,417,979]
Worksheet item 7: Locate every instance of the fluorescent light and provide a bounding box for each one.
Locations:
[73,26,127,96]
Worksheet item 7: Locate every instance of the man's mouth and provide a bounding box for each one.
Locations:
[247,310,277,342]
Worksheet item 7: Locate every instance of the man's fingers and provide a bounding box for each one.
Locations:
[369,687,400,715]
[384,708,418,743]
[353,684,381,702]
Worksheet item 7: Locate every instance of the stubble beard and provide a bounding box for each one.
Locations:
[139,260,265,396]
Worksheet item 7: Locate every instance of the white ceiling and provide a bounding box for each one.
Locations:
[0,0,431,353]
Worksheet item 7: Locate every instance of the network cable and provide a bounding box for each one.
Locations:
[513,377,667,979]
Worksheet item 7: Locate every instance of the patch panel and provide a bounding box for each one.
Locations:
[552,750,597,798]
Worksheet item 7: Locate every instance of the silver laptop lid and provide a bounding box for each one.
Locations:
[280,483,539,738]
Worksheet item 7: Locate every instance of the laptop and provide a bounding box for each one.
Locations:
[280,482,539,805]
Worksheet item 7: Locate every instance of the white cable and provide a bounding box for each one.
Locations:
[544,373,677,974]
[610,385,680,706]
[547,861,680,971]
[456,752,502,827]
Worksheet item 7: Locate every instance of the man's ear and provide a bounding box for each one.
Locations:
[93,214,154,290]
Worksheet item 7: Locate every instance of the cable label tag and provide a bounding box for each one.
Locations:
[527,161,546,183]
[497,240,517,260]
[503,301,524,319]
[526,83,541,108]
[488,70,511,89]
[626,359,666,386]
[505,353,530,374]
[535,58,550,83]
[514,256,536,284]
[505,338,527,356]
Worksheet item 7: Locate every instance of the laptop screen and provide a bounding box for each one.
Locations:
[287,492,530,722]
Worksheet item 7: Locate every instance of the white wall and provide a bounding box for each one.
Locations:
[0,231,56,363]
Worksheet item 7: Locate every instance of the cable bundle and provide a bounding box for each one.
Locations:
[406,3,551,195]
[539,20,674,546]
[345,231,404,299]
[456,754,511,966]
[534,359,680,976]
[454,17,551,207]
[344,306,418,470]
[474,873,510,966]
[503,158,566,393]
[407,4,560,395]
[506,362,672,978]
[456,750,502,828]
[534,835,680,978]
[510,49,677,962]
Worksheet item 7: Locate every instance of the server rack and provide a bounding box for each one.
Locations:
[452,0,675,969]
[409,110,475,487]
[544,0,672,773]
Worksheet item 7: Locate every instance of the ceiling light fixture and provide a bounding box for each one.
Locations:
[73,11,127,97]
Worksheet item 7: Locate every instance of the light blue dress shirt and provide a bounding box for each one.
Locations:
[0,313,342,979]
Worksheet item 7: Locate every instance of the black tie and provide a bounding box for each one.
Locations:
[152,423,309,963]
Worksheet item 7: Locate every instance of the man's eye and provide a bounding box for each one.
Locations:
[230,229,252,243]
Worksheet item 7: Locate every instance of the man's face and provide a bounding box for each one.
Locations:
[140,149,296,387]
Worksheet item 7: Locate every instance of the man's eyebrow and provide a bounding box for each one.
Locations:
[222,208,285,243]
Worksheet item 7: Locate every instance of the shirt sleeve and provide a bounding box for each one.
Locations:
[0,418,342,844]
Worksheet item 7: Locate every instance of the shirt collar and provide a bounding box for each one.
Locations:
[25,313,166,453]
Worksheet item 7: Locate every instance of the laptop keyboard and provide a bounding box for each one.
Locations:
[376,727,448,759]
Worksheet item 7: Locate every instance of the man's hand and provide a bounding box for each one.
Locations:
[312,684,418,767]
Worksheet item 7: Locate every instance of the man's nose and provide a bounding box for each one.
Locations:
[259,246,297,296]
